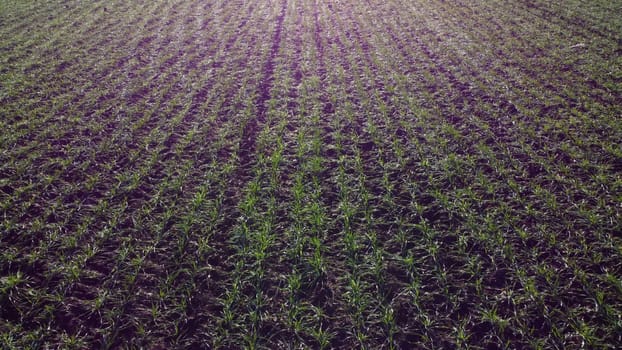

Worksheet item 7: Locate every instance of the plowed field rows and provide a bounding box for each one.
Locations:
[1,0,621,348]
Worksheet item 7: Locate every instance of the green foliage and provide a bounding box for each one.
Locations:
[0,0,620,348]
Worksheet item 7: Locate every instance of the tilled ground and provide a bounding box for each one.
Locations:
[1,0,621,348]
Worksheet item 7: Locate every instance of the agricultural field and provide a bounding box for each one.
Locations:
[1,0,621,348]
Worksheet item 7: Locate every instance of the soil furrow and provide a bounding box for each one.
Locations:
[237,0,288,176]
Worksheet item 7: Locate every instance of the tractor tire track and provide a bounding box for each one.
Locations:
[236,0,288,179]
